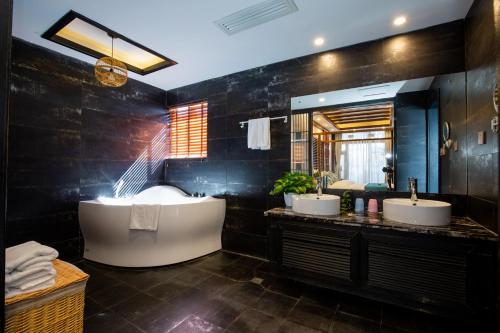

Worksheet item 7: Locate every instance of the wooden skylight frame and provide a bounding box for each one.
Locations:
[41,10,177,75]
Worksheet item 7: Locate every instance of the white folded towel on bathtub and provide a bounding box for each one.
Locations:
[129,204,161,231]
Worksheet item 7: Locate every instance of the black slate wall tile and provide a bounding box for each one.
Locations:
[165,20,472,258]
[464,0,498,231]
[431,72,468,195]
[7,38,167,261]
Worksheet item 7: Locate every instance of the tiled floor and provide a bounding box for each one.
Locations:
[77,251,490,333]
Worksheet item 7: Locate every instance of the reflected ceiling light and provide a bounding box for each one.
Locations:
[42,10,177,75]
[319,97,326,102]
[314,37,325,46]
[393,16,407,26]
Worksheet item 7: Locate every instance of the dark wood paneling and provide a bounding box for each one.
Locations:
[166,21,467,257]
[7,38,167,261]
[281,225,355,282]
[367,241,467,304]
[0,0,12,323]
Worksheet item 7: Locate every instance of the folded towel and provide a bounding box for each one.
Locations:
[365,183,388,191]
[247,117,271,150]
[16,255,56,272]
[7,267,56,290]
[6,262,54,285]
[6,241,58,274]
[15,272,56,291]
[129,204,161,231]
[5,277,56,298]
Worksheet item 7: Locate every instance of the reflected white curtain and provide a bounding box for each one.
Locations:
[340,131,388,184]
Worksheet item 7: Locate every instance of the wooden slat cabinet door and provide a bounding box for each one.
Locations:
[362,232,478,310]
[279,222,360,286]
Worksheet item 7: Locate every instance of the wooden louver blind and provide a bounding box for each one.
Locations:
[168,101,208,158]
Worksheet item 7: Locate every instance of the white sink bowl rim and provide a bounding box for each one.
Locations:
[292,194,340,216]
[383,198,451,226]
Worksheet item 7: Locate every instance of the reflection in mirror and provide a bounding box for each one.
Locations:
[312,103,394,191]
[291,113,310,174]
[291,76,443,194]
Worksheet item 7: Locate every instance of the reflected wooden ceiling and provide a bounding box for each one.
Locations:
[314,102,393,132]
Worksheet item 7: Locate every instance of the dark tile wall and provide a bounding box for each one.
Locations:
[420,0,498,233]
[431,72,468,195]
[166,21,466,258]
[7,38,167,260]
[465,0,498,232]
[1,0,13,326]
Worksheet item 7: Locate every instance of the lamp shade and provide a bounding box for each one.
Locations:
[95,56,128,87]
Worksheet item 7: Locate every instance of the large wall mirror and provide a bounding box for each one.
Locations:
[290,75,446,194]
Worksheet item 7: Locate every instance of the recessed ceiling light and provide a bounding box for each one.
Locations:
[314,37,325,46]
[393,16,407,26]
[319,97,326,102]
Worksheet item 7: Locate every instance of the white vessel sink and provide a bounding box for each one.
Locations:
[383,198,451,226]
[292,194,340,216]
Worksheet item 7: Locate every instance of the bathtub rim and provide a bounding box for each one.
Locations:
[79,196,224,207]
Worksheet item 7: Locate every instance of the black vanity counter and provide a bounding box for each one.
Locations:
[265,207,497,321]
[264,207,498,242]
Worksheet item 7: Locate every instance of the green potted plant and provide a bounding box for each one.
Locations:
[269,172,315,207]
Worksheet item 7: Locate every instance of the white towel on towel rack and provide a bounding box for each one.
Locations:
[247,117,270,150]
[129,204,161,231]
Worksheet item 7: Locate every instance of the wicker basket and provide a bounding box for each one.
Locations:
[5,260,89,333]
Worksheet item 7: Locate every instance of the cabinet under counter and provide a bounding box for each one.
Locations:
[265,208,498,322]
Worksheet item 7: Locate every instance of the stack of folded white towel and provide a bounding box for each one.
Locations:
[5,241,59,298]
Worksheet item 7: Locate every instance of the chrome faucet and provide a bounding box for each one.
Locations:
[316,177,323,198]
[408,178,418,202]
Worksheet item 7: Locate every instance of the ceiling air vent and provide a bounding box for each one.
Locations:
[214,0,298,35]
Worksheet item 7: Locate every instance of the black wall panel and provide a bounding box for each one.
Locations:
[166,21,467,257]
[7,38,167,261]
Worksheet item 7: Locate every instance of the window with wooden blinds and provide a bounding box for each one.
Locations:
[167,101,208,158]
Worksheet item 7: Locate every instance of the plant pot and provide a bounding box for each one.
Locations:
[284,193,295,207]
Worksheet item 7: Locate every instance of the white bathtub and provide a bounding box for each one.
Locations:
[78,186,225,267]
